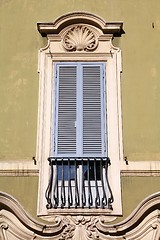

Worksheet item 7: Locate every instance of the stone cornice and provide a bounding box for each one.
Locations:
[37,12,124,37]
[0,160,38,176]
[1,160,160,176]
[121,160,160,176]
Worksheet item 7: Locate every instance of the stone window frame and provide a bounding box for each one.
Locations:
[37,12,124,218]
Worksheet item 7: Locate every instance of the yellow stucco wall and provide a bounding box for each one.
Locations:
[0,176,39,219]
[0,0,160,222]
[1,0,160,161]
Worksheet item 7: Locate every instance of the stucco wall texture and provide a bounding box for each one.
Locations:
[1,0,160,161]
[0,0,160,221]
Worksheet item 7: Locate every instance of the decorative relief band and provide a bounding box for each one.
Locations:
[62,25,98,52]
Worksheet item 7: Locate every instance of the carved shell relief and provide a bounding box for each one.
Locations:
[62,25,98,52]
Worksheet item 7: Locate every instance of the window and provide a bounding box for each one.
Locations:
[54,62,106,157]
[45,62,114,209]
[37,12,124,217]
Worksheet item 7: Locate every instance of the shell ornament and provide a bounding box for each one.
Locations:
[62,25,98,52]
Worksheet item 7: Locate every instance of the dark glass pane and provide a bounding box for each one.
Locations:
[57,162,75,180]
[83,161,101,180]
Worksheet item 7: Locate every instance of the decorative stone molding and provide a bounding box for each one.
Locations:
[121,160,160,176]
[62,25,98,52]
[0,160,160,177]
[96,192,160,240]
[0,192,64,237]
[0,160,38,176]
[59,218,75,240]
[62,216,100,240]
[37,12,124,37]
[0,223,8,240]
[0,192,160,239]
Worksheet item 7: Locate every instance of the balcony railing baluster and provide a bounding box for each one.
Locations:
[101,158,107,208]
[82,158,86,208]
[53,158,59,208]
[75,159,79,207]
[87,158,93,208]
[45,158,53,209]
[68,158,73,207]
[61,158,66,208]
[94,158,100,208]
[105,158,114,210]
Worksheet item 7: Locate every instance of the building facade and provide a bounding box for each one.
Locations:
[0,1,160,239]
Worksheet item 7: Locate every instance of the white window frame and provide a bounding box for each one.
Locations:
[37,12,124,218]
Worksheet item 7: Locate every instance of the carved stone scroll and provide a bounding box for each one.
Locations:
[0,223,8,240]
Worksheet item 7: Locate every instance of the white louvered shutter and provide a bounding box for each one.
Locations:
[82,65,103,155]
[56,65,77,154]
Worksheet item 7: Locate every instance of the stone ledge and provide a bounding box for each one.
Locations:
[0,160,39,176]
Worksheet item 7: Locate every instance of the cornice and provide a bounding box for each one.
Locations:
[37,12,124,37]
[0,160,38,176]
[121,160,160,176]
[1,160,160,176]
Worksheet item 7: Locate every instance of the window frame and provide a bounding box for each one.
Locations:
[37,12,124,218]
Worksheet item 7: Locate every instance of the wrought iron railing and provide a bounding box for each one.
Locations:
[45,157,114,209]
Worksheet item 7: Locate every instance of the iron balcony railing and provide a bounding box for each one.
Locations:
[45,157,114,209]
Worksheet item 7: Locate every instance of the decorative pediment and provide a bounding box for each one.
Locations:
[37,12,124,56]
[0,192,160,239]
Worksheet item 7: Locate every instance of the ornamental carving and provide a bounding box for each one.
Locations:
[1,187,160,240]
[0,223,8,240]
[56,216,100,240]
[62,25,98,52]
[59,217,75,240]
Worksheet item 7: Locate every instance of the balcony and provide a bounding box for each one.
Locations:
[45,157,114,210]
